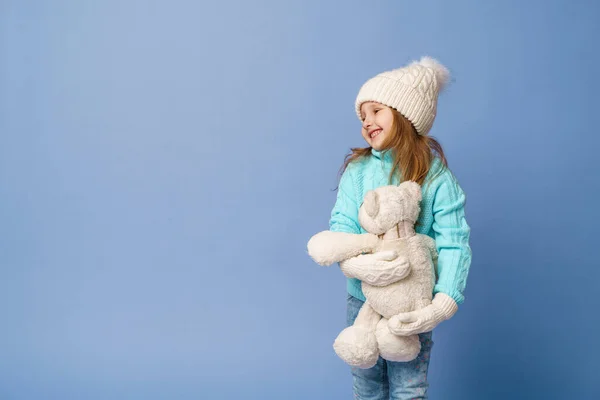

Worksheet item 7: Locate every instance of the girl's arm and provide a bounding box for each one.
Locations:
[431,171,472,305]
[329,165,361,234]
[388,171,472,336]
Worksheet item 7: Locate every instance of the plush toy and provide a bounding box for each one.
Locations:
[307,181,438,368]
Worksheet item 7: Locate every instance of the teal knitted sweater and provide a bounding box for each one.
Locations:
[329,148,472,305]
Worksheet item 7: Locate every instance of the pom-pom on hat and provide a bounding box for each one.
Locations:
[355,56,450,136]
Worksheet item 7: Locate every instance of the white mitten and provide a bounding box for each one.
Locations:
[340,251,410,287]
[388,293,458,336]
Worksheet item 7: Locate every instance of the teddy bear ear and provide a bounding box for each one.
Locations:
[363,190,380,217]
[399,181,422,202]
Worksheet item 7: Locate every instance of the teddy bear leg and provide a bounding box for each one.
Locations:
[333,302,381,369]
[375,318,421,362]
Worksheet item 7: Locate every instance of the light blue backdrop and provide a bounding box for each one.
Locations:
[1,1,599,399]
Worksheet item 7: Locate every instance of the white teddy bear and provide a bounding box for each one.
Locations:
[307,181,438,368]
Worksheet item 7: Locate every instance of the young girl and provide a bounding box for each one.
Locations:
[329,57,472,400]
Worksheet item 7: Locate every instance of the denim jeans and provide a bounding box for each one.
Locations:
[346,294,434,400]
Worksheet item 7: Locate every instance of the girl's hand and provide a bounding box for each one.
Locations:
[388,293,458,336]
[339,251,410,286]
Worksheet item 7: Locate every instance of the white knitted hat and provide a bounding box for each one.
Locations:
[355,56,450,136]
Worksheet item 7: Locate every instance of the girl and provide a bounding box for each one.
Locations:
[329,57,472,400]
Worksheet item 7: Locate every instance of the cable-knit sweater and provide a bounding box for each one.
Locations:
[329,148,472,304]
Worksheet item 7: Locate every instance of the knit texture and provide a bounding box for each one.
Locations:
[388,292,459,336]
[329,148,472,304]
[355,56,450,136]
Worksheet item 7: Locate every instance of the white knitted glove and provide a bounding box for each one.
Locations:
[339,251,410,287]
[388,293,458,336]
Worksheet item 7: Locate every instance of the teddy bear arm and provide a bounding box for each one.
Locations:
[307,230,379,266]
[420,235,438,264]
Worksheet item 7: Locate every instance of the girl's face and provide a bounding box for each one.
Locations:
[359,102,395,150]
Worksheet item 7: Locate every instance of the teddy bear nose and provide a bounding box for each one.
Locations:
[364,191,380,217]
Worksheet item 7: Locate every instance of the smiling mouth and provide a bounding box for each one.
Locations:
[369,129,382,139]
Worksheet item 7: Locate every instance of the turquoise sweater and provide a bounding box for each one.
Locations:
[329,148,472,305]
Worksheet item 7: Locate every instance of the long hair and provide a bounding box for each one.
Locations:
[339,108,448,186]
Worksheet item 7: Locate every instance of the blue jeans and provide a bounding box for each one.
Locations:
[346,294,434,400]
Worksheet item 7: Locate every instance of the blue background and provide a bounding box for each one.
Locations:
[2,0,599,399]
